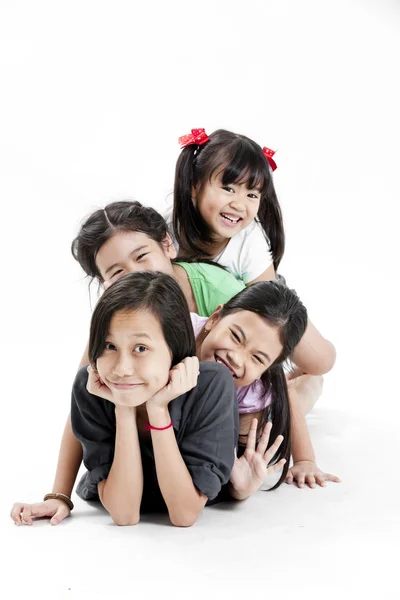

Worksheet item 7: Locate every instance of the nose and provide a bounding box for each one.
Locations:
[229,196,246,213]
[227,350,244,372]
[112,353,135,378]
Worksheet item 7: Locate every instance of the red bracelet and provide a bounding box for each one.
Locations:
[146,421,174,431]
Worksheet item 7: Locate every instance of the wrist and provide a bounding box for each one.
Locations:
[145,405,170,428]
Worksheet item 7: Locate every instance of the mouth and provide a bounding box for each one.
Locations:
[219,212,243,227]
[214,354,238,378]
[108,381,145,391]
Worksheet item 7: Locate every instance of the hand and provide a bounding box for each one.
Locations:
[147,357,200,410]
[10,499,70,526]
[230,419,286,499]
[86,365,113,402]
[286,461,341,488]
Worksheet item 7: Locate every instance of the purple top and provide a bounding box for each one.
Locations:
[191,313,272,414]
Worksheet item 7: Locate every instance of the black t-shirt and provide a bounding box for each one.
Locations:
[71,362,239,512]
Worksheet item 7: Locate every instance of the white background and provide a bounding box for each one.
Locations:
[1,1,399,599]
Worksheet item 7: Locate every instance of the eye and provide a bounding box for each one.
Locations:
[253,355,264,365]
[105,342,116,351]
[134,345,147,353]
[247,193,259,199]
[230,329,240,343]
[111,269,124,279]
[222,186,234,193]
[136,253,149,261]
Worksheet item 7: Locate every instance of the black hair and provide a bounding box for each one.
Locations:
[89,271,196,368]
[71,201,170,283]
[173,129,285,270]
[218,280,308,490]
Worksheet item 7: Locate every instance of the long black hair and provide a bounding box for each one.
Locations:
[71,200,170,284]
[89,271,196,368]
[173,129,285,270]
[218,280,308,490]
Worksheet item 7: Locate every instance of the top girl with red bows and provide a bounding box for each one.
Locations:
[167,128,336,387]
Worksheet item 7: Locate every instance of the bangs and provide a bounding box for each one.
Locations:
[209,143,270,193]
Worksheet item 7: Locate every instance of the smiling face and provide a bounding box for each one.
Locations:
[199,309,283,387]
[95,231,176,284]
[194,173,261,244]
[96,308,172,406]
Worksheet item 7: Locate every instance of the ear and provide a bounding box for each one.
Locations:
[204,305,223,331]
[162,232,177,259]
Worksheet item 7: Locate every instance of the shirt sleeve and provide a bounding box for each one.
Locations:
[240,220,273,283]
[236,380,272,414]
[70,367,116,501]
[179,363,239,500]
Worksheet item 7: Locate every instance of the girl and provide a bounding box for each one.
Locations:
[169,128,337,377]
[66,271,239,526]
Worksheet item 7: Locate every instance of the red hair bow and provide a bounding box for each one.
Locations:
[262,147,277,171]
[178,128,209,149]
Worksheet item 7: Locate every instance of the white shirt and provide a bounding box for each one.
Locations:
[165,209,273,284]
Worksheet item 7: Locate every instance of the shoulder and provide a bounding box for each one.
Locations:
[190,312,207,337]
[196,362,236,401]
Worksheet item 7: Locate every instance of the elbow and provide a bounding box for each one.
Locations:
[315,342,336,375]
[169,511,200,528]
[111,511,140,526]
[306,342,337,376]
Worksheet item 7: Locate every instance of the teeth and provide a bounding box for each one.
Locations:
[221,213,240,223]
[215,356,236,377]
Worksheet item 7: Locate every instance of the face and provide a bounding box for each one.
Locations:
[95,231,176,285]
[194,173,261,243]
[199,309,283,387]
[96,309,172,407]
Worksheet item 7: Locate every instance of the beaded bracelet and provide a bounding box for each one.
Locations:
[43,493,74,511]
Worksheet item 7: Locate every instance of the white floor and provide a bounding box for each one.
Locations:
[2,1,400,598]
[4,407,400,599]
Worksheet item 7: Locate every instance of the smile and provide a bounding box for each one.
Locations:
[108,382,145,391]
[220,213,243,227]
[214,354,238,378]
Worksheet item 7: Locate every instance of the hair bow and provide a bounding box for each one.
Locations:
[262,147,277,171]
[178,128,209,149]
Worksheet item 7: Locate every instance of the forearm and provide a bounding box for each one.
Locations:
[99,406,143,525]
[52,414,83,496]
[291,319,336,375]
[289,387,316,463]
[147,406,206,527]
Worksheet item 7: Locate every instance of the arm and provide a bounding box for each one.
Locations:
[98,406,143,526]
[287,384,341,488]
[52,414,83,496]
[146,405,207,527]
[147,361,238,527]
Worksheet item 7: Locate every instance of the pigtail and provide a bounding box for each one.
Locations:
[172,146,213,257]
[258,364,291,490]
[257,178,285,271]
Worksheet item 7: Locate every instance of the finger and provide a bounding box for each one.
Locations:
[256,421,272,455]
[315,474,327,487]
[306,475,316,489]
[246,418,258,451]
[51,504,70,526]
[324,473,342,483]
[263,434,284,464]
[267,458,286,477]
[285,471,294,484]
[296,473,306,488]
[10,503,24,525]
[21,506,33,525]
[186,356,199,389]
